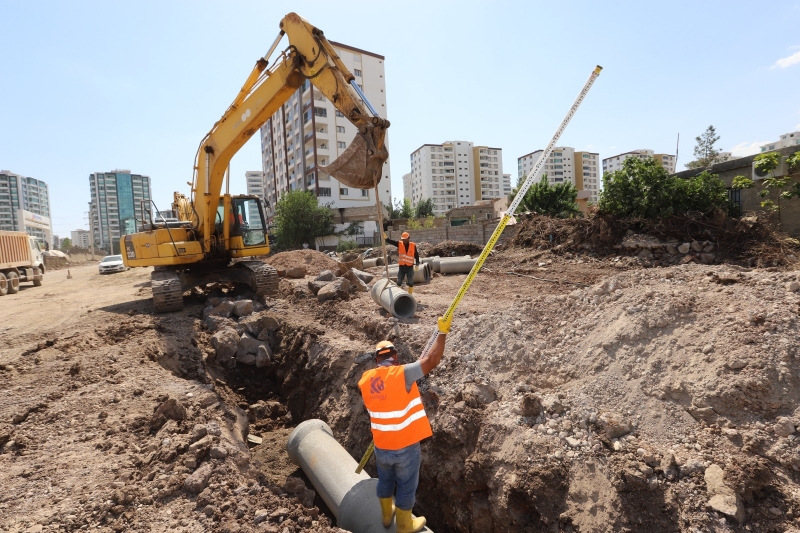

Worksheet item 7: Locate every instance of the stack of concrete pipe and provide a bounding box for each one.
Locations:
[383,262,432,284]
[370,279,417,318]
[287,419,433,533]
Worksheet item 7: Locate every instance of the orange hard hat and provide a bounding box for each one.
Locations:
[375,340,395,357]
[401,232,410,239]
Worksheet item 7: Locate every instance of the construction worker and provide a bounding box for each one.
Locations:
[383,231,419,294]
[358,317,449,532]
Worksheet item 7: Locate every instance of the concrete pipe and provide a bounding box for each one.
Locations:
[432,256,472,273]
[362,257,385,268]
[438,257,478,274]
[370,279,417,318]
[287,419,432,533]
[420,256,438,266]
[385,263,431,284]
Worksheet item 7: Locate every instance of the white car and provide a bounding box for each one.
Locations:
[98,255,127,274]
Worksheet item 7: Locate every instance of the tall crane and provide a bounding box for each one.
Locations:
[123,13,390,312]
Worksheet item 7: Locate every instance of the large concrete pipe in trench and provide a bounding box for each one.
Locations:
[287,419,432,533]
[438,257,478,274]
[362,257,385,268]
[370,279,417,318]
[385,263,432,284]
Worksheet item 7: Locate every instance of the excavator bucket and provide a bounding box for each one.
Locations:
[320,124,389,189]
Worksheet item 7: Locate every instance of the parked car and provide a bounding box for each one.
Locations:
[98,254,127,274]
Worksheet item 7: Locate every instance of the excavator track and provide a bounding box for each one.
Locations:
[151,270,184,313]
[237,261,279,297]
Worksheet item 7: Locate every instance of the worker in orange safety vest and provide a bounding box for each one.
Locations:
[358,318,449,532]
[383,231,419,294]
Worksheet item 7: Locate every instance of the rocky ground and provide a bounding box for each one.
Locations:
[3,237,800,533]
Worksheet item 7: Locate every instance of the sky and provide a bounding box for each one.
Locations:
[2,1,800,239]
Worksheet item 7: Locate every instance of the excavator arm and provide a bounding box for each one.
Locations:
[186,12,390,253]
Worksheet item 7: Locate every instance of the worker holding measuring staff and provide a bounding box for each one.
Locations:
[384,231,420,294]
[358,318,449,532]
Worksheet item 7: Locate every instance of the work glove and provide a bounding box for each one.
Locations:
[414,265,419,272]
[381,232,387,240]
[437,315,452,334]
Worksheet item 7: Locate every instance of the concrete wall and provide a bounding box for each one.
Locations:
[673,145,800,236]
[387,220,517,246]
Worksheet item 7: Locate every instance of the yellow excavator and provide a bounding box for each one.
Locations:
[123,13,390,312]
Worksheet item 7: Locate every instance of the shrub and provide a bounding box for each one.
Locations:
[336,240,357,252]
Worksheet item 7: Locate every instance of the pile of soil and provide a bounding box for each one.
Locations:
[264,250,338,276]
[511,212,800,267]
[423,240,484,258]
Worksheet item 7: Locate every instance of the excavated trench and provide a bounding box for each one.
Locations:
[209,315,685,533]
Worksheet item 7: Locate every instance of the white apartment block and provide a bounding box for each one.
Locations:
[407,141,503,216]
[258,42,391,227]
[517,148,601,203]
[760,131,800,153]
[71,229,91,248]
[0,170,52,242]
[602,149,676,175]
[89,170,152,254]
[502,173,512,197]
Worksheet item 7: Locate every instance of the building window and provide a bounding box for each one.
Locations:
[340,188,349,195]
[318,187,331,197]
[314,107,327,117]
[336,110,344,118]
[361,189,369,197]
[336,126,345,133]
[354,69,362,77]
[338,141,346,149]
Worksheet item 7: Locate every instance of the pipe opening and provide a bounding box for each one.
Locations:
[392,293,416,318]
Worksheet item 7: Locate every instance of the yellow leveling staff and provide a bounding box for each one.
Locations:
[356,65,603,474]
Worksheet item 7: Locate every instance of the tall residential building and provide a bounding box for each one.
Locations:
[502,174,512,197]
[71,229,91,249]
[517,148,600,203]
[402,172,412,204]
[602,149,676,175]
[89,170,152,254]
[407,141,503,216]
[258,42,391,224]
[0,170,52,242]
[760,131,800,153]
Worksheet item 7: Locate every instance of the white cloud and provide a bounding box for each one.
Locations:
[771,50,800,69]
[729,141,770,157]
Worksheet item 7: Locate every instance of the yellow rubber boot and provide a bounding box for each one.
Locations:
[407,286,414,295]
[396,508,426,533]
[379,497,395,528]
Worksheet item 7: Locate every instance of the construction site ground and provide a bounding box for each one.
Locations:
[3,243,800,533]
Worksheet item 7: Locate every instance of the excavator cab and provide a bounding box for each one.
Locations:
[214,196,269,255]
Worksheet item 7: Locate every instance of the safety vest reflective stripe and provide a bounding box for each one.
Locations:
[367,397,422,420]
[370,409,428,432]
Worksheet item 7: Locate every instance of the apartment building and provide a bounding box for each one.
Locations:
[760,131,800,153]
[89,170,152,254]
[407,141,504,216]
[71,229,91,249]
[517,148,601,203]
[602,149,676,175]
[502,174,512,197]
[258,42,391,231]
[0,170,52,242]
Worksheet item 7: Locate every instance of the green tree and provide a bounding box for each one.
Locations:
[732,151,800,226]
[512,175,580,218]
[273,190,335,249]
[600,156,732,218]
[60,237,72,251]
[685,125,722,169]
[414,198,435,218]
[399,198,414,219]
[385,201,402,220]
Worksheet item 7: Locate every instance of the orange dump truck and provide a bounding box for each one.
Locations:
[0,231,44,295]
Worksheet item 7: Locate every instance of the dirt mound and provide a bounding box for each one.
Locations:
[423,240,484,257]
[264,249,337,276]
[511,212,800,267]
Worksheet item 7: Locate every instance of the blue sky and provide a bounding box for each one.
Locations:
[2,1,799,238]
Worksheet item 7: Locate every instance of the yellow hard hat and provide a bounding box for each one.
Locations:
[375,340,395,357]
[401,232,410,239]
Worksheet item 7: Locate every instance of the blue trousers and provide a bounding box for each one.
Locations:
[374,442,421,511]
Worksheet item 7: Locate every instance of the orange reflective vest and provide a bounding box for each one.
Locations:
[359,365,432,450]
[398,241,416,267]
